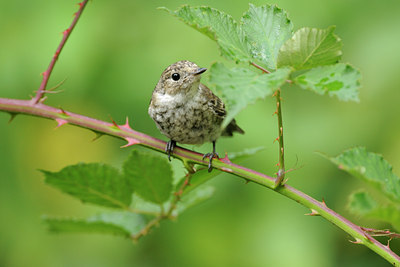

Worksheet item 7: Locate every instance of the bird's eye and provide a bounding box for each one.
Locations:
[171,73,180,81]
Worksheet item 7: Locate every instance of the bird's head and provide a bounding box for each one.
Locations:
[158,60,207,95]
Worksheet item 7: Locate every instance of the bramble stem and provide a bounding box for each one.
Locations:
[0,98,399,265]
[250,61,286,187]
[30,0,89,105]
[274,88,285,187]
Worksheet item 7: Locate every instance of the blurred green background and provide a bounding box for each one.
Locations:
[1,0,400,266]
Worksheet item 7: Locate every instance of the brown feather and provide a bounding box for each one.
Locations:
[199,84,244,136]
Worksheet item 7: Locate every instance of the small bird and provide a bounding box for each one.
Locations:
[148,60,244,171]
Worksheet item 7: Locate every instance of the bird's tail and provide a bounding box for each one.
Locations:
[221,119,245,136]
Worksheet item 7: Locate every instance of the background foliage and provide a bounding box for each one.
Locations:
[1,0,400,266]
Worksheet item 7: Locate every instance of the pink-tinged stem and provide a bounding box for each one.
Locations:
[30,0,89,105]
[0,98,276,187]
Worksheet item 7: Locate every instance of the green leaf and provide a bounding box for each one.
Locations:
[348,191,400,231]
[228,146,266,162]
[241,4,293,70]
[348,190,378,215]
[162,5,252,63]
[41,163,132,209]
[43,211,147,237]
[177,185,215,213]
[324,147,400,202]
[277,26,342,70]
[123,150,173,204]
[209,62,291,128]
[295,63,361,102]
[130,194,165,215]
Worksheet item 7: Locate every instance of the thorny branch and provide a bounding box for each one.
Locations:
[273,88,285,187]
[0,1,400,265]
[30,0,89,105]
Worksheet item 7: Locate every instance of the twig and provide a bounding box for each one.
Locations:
[30,0,89,105]
[361,227,400,239]
[131,216,162,241]
[165,173,193,217]
[0,98,399,266]
[250,61,293,84]
[251,62,271,74]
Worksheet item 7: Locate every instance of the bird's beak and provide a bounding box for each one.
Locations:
[193,68,207,76]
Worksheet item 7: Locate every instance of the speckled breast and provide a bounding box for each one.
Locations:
[149,93,223,144]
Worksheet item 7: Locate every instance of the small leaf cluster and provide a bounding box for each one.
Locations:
[324,147,400,231]
[162,4,361,127]
[42,150,214,238]
[42,148,261,238]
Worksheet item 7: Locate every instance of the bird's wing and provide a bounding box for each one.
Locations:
[199,83,226,118]
[199,84,245,136]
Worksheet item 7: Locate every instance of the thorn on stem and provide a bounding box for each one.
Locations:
[120,137,141,148]
[183,178,191,187]
[92,131,104,142]
[55,118,68,128]
[349,238,363,245]
[386,238,393,249]
[305,209,320,216]
[221,167,233,173]
[119,116,133,130]
[39,96,48,103]
[363,233,373,242]
[58,107,68,116]
[220,152,232,164]
[8,113,17,124]
[109,115,119,128]
[63,28,71,35]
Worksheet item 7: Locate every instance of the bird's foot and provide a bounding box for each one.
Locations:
[203,151,219,172]
[165,140,176,161]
